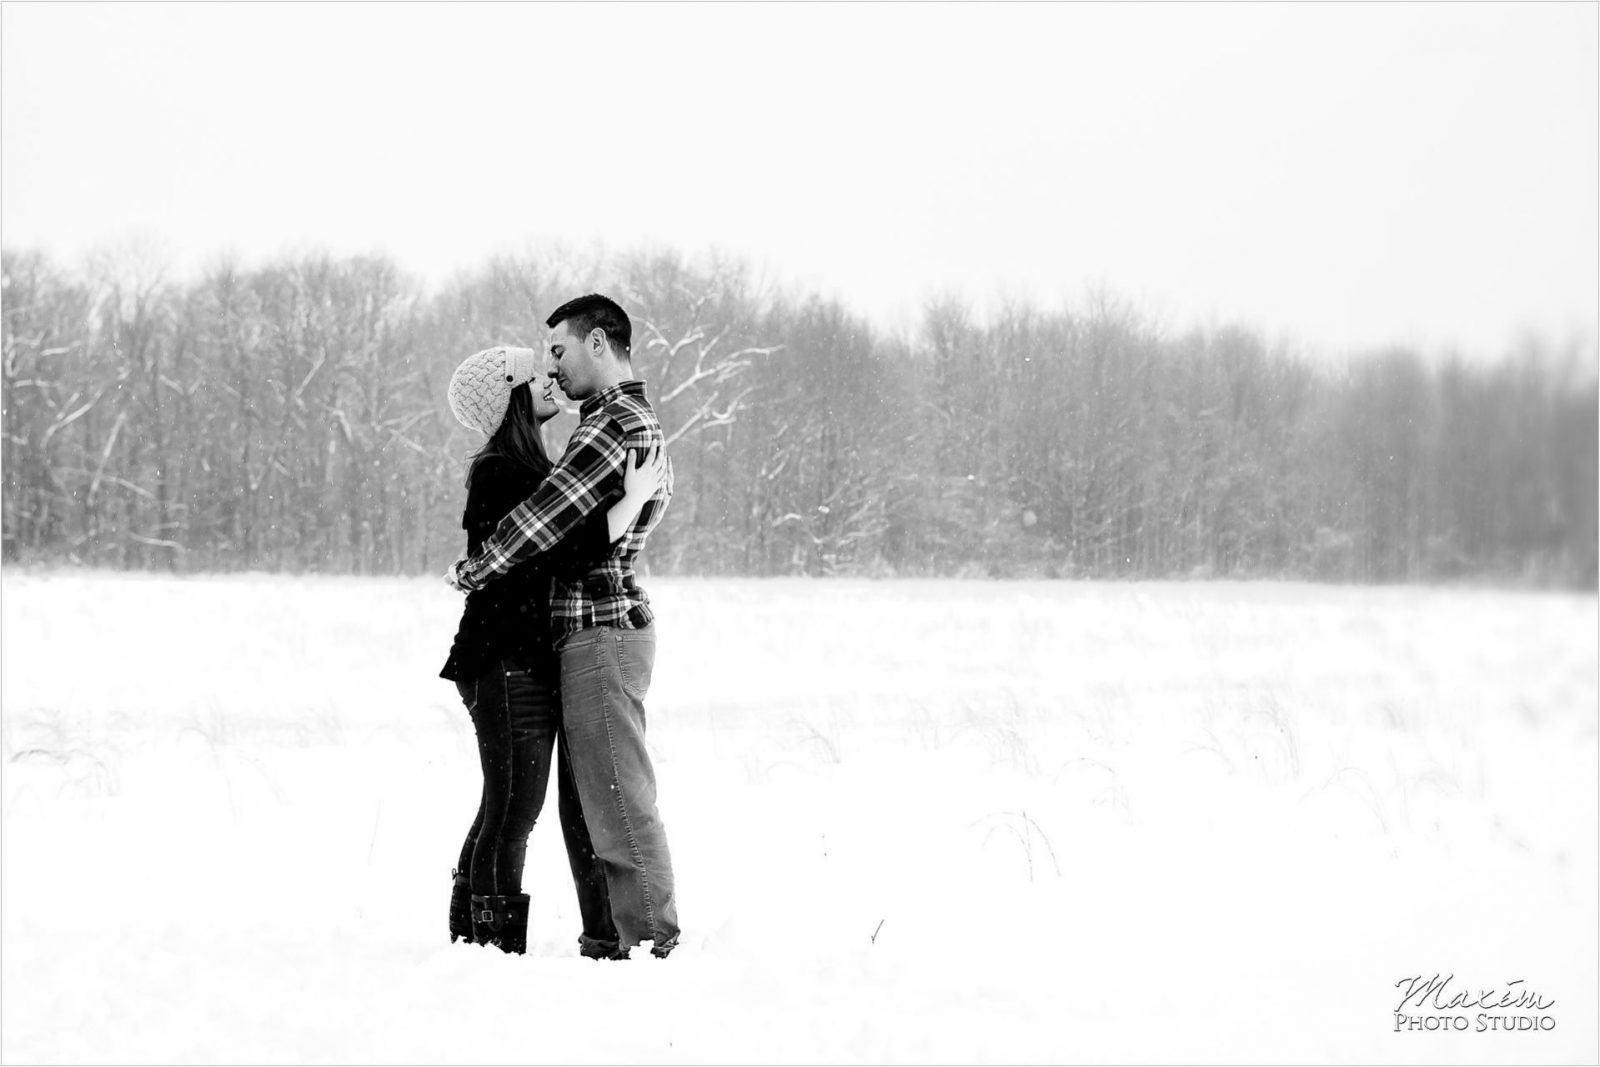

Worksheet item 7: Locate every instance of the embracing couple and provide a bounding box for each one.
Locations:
[439,294,678,960]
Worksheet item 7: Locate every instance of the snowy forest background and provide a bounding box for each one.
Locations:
[3,245,1595,586]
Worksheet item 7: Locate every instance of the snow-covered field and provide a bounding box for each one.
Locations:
[2,571,1594,1064]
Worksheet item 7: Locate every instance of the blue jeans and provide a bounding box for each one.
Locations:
[455,660,620,956]
[558,626,680,956]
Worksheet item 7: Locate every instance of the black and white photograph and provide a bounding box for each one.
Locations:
[2,2,1595,1063]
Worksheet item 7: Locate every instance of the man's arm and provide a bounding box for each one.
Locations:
[449,417,628,592]
[460,456,611,583]
[538,504,621,581]
[542,444,669,580]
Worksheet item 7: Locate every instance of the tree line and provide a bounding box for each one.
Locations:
[3,246,1594,587]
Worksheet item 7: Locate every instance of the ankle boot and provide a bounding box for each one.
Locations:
[471,893,530,955]
[449,869,475,944]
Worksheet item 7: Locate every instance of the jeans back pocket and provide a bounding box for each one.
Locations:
[614,630,655,701]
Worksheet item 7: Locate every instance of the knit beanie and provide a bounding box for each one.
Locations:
[447,346,542,435]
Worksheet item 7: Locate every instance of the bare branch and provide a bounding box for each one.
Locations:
[86,410,129,503]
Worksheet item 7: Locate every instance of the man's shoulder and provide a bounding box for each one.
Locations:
[559,399,640,462]
[600,390,662,441]
[572,388,659,451]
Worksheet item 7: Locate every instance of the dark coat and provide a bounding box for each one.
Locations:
[439,455,614,682]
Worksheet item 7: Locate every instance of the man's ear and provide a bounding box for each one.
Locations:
[590,328,607,354]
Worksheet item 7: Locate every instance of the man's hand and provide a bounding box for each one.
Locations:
[444,560,469,593]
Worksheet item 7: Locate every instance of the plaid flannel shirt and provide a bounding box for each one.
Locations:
[453,380,673,640]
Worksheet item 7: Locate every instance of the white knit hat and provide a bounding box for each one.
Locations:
[447,346,541,435]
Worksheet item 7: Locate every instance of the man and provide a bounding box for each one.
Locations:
[447,293,679,959]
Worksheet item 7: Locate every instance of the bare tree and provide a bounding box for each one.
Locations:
[1,244,1592,587]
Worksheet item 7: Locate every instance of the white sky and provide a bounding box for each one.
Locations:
[3,2,1596,360]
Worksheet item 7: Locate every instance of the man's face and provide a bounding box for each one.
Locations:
[546,320,604,400]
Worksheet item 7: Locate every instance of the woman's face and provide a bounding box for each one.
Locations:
[531,374,564,421]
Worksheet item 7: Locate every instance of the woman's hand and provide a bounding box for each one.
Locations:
[623,443,667,502]
[607,444,668,543]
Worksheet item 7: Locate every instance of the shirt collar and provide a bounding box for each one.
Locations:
[579,379,647,419]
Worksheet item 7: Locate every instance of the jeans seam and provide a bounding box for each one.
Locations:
[594,629,657,938]
[489,666,511,894]
[618,632,646,700]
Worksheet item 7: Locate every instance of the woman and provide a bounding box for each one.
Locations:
[441,344,665,956]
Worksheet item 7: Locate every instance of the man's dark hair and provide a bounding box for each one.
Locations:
[546,293,632,361]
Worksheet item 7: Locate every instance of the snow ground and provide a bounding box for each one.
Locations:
[2,572,1595,1064]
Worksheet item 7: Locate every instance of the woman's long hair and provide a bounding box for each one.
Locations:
[465,384,551,488]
